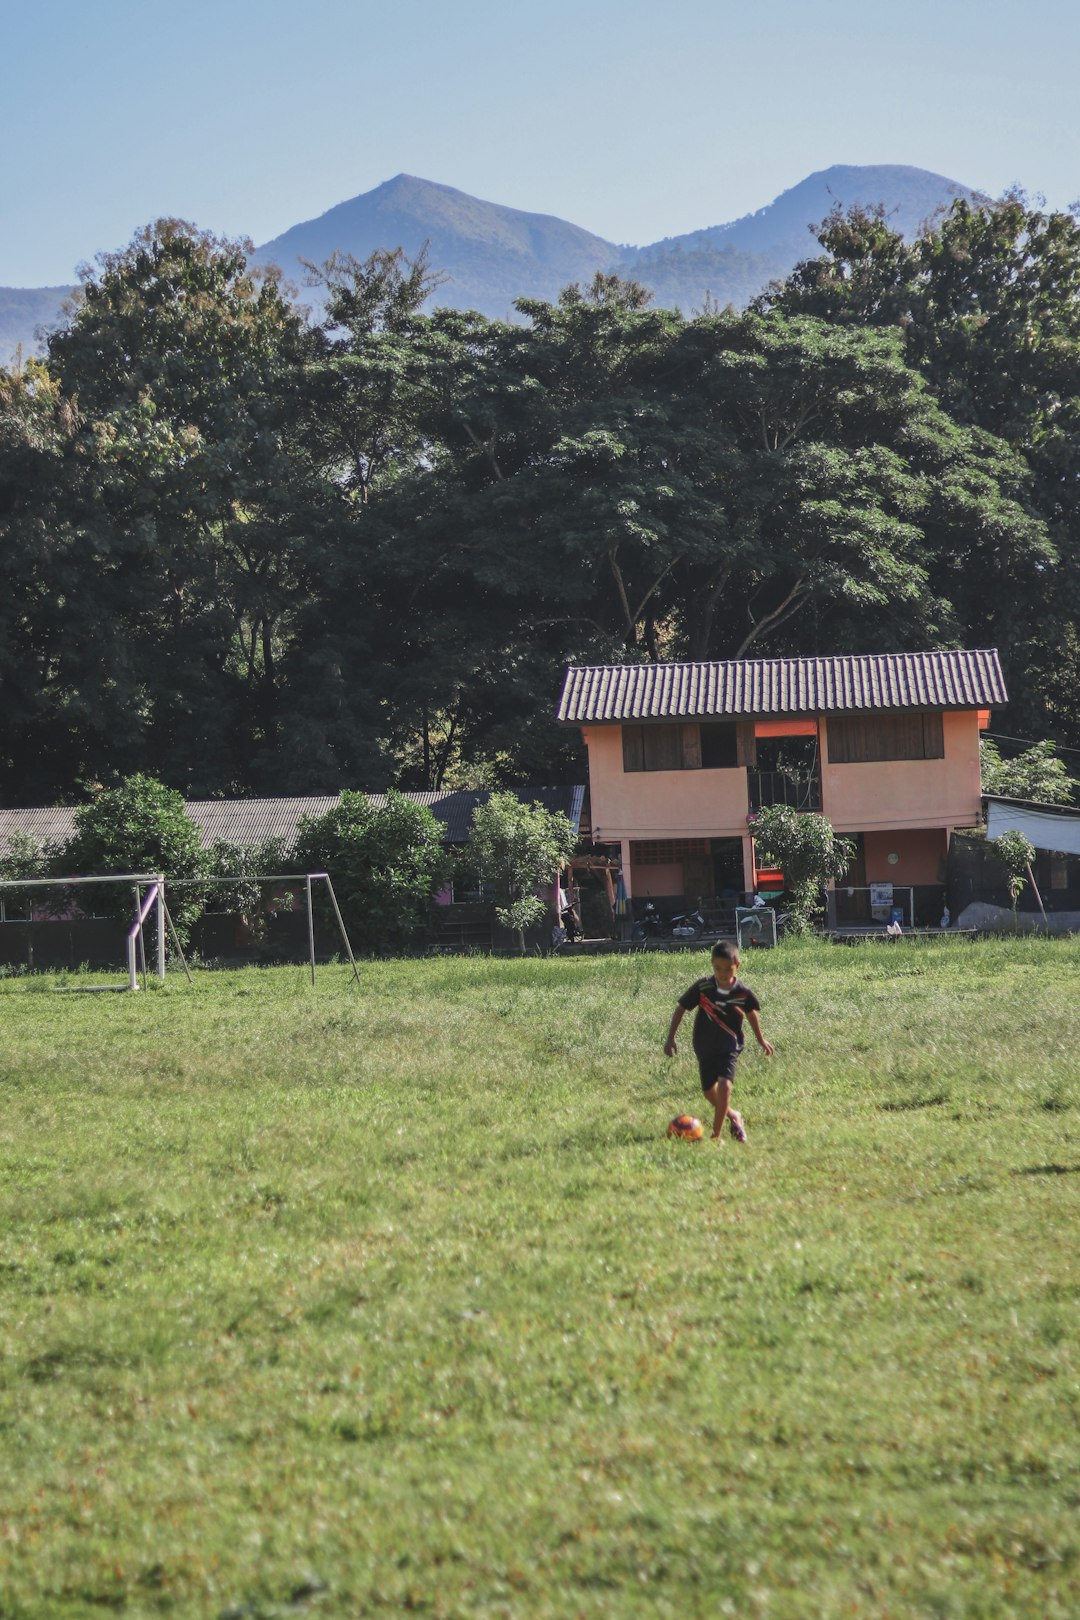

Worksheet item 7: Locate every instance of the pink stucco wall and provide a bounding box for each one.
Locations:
[583,727,750,842]
[819,712,981,836]
[630,863,686,897]
[862,828,947,886]
[585,711,982,844]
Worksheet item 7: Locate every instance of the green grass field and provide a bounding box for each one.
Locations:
[0,938,1077,1619]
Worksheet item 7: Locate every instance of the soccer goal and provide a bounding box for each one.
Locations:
[0,870,359,990]
[165,871,360,986]
[0,872,182,992]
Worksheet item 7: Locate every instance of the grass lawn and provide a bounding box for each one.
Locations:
[0,937,1077,1618]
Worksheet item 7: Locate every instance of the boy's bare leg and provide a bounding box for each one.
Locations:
[704,1078,732,1139]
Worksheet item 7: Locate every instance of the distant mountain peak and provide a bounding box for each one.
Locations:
[2,163,983,360]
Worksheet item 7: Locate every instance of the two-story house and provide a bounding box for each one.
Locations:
[558,649,1007,928]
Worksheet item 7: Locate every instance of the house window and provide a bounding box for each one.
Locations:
[700,722,739,769]
[631,840,711,864]
[827,712,944,764]
[622,721,740,772]
[622,724,682,772]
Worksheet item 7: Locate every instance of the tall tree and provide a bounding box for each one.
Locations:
[45,220,357,793]
[765,195,1080,747]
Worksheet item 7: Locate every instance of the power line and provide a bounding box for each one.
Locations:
[983,731,1080,759]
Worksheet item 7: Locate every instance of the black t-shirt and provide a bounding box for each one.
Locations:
[678,977,761,1051]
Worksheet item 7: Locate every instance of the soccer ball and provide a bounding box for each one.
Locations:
[667,1114,704,1140]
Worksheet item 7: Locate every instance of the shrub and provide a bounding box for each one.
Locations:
[990,828,1037,916]
[749,805,856,935]
[980,740,1074,805]
[59,774,206,940]
[202,838,291,943]
[0,831,56,918]
[292,790,451,953]
[463,792,579,953]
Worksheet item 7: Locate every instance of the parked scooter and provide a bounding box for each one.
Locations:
[633,901,706,942]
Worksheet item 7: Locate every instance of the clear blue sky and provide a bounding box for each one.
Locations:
[2,0,1077,287]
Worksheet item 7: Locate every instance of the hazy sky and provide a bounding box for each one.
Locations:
[2,0,1077,287]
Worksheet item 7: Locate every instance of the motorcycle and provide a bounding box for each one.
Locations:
[633,901,706,942]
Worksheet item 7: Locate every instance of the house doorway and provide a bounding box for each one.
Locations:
[834,833,869,924]
[711,838,745,901]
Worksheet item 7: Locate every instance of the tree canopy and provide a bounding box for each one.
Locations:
[2,197,1078,806]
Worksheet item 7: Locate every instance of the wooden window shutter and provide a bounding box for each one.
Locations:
[643,724,681,772]
[622,725,644,773]
[681,724,702,770]
[735,722,757,768]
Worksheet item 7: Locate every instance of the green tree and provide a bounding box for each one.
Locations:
[202,837,291,944]
[59,774,206,940]
[292,791,451,953]
[766,194,1080,751]
[990,829,1037,918]
[44,220,368,794]
[463,792,579,953]
[0,359,90,801]
[371,284,1041,707]
[749,806,856,935]
[980,740,1074,804]
[0,830,54,918]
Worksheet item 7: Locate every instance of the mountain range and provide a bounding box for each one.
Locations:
[1,164,978,361]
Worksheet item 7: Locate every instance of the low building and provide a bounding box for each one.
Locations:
[947,794,1080,932]
[0,787,585,871]
[558,649,1006,928]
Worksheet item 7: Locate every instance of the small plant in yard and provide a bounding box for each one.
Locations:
[991,827,1037,919]
[463,790,579,952]
[749,804,856,934]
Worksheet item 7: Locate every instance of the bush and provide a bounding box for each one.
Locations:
[59,775,206,940]
[292,790,451,953]
[202,838,291,943]
[463,792,579,953]
[990,828,1037,915]
[980,740,1074,805]
[0,831,56,918]
[749,806,856,935]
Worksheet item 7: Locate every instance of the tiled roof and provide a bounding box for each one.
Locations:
[558,650,1007,723]
[0,787,586,860]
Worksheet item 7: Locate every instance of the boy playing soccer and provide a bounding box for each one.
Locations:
[664,941,773,1141]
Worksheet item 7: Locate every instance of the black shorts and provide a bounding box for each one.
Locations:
[696,1044,742,1091]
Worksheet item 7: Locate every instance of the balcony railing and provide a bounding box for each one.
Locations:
[747,768,821,812]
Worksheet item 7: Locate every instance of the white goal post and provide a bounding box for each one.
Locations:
[0,872,171,992]
[0,870,359,990]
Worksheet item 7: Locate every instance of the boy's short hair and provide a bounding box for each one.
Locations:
[711,940,740,964]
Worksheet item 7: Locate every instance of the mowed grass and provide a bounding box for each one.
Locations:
[0,939,1077,1620]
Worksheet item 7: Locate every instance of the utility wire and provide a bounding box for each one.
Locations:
[983,731,1080,759]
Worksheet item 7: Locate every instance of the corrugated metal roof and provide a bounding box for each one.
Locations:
[0,806,77,848]
[0,787,586,860]
[185,798,340,847]
[558,650,1007,723]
